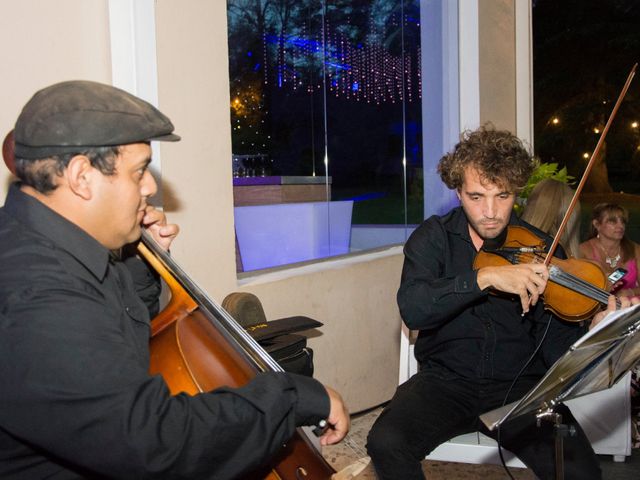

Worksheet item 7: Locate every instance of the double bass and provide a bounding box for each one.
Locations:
[139,232,336,479]
[3,129,337,479]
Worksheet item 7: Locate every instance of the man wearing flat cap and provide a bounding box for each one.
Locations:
[0,80,348,479]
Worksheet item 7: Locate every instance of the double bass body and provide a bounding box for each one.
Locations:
[139,237,335,480]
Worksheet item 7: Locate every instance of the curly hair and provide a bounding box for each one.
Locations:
[438,124,537,192]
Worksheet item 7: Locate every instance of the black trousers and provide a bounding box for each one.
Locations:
[366,366,601,480]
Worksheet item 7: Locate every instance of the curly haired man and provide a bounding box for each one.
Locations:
[367,124,602,479]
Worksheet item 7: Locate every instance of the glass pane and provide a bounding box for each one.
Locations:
[228,0,423,271]
[324,1,423,225]
[532,0,640,239]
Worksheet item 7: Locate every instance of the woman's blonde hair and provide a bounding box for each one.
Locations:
[521,178,581,257]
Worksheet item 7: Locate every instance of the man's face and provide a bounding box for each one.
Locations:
[92,143,157,249]
[457,167,515,242]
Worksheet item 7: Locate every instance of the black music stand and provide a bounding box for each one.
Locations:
[480,303,640,480]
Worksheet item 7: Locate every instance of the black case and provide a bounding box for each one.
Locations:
[222,292,321,377]
[260,333,315,377]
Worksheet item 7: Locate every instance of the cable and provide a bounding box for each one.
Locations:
[496,312,554,479]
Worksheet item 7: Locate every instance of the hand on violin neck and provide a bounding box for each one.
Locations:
[477,263,549,314]
[590,294,640,329]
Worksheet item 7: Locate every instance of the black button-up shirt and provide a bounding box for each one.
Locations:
[398,207,586,381]
[0,184,328,479]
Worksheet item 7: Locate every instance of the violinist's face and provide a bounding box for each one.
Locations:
[457,167,515,245]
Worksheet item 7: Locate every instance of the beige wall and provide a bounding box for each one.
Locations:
[479,0,518,131]
[0,0,112,195]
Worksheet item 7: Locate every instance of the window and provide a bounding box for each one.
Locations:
[532,0,640,239]
[228,0,423,272]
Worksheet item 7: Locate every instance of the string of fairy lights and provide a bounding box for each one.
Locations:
[231,9,421,153]
[548,114,640,162]
[261,16,421,105]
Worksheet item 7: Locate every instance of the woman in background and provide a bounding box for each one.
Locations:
[579,203,640,298]
[579,202,640,448]
[521,178,581,258]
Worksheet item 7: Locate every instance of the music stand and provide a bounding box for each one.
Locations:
[480,303,640,479]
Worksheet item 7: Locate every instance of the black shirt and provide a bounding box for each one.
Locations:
[0,184,329,479]
[397,207,586,381]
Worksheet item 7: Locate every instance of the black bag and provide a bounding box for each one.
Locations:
[222,293,322,377]
[260,334,315,377]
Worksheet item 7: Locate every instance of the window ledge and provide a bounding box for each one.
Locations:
[237,244,404,286]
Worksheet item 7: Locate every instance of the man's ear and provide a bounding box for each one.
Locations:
[64,155,95,200]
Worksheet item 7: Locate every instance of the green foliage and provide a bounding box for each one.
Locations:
[514,162,574,214]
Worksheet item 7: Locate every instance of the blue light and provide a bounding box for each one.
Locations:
[346,192,386,202]
[325,61,351,71]
[352,82,359,92]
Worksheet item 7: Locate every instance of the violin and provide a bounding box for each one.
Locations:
[473,64,637,322]
[473,226,611,322]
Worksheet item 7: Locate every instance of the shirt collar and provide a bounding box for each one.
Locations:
[443,206,473,242]
[3,183,111,280]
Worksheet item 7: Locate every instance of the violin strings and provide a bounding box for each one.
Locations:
[516,252,613,305]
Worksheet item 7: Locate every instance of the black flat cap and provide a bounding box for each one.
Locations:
[14,80,180,159]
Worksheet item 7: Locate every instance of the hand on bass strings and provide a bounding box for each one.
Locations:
[591,294,640,329]
[319,386,350,446]
[477,263,550,314]
[142,205,180,251]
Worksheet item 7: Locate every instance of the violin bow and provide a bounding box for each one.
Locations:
[543,63,637,266]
